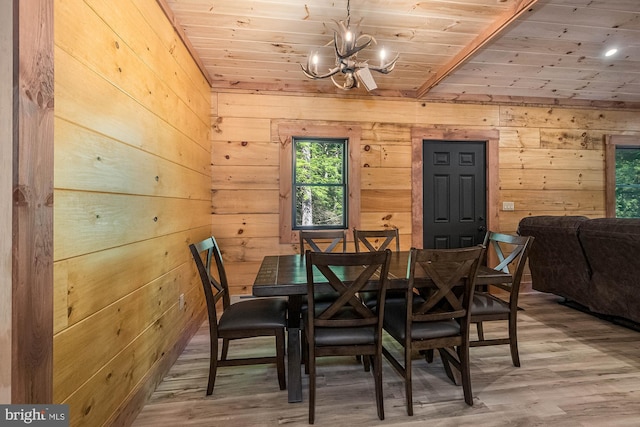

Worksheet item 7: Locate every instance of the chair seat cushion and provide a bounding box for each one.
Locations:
[471,293,510,316]
[384,299,460,341]
[314,325,376,346]
[361,290,407,309]
[218,297,287,332]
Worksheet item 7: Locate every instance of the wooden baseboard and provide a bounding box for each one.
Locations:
[105,309,207,427]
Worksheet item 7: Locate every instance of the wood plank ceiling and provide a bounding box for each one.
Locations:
[163,0,640,107]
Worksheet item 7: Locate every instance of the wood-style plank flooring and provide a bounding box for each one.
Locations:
[133,292,640,426]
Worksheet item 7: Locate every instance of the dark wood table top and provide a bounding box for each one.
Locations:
[253,251,511,297]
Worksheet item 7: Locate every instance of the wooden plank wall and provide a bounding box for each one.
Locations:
[53,0,211,425]
[211,91,640,294]
[0,0,13,404]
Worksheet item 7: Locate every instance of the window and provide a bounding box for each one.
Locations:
[293,138,347,229]
[277,123,361,244]
[605,135,640,218]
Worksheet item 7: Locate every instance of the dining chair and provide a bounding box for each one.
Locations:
[382,245,485,415]
[353,228,402,308]
[470,232,534,367]
[352,228,401,370]
[304,249,391,424]
[299,230,348,374]
[299,229,347,255]
[189,236,287,396]
[353,228,400,252]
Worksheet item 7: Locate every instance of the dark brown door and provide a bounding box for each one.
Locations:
[423,140,487,249]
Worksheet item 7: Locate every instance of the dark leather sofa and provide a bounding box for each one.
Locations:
[518,215,640,325]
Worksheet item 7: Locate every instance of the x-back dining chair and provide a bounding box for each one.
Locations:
[352,228,402,371]
[189,236,287,396]
[353,228,400,253]
[354,228,401,308]
[304,249,391,424]
[382,246,485,415]
[299,229,347,255]
[299,230,348,302]
[470,231,534,367]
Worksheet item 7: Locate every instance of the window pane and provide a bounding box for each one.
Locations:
[295,186,344,227]
[293,138,347,229]
[294,141,344,185]
[615,146,640,218]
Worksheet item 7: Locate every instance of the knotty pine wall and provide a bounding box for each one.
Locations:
[211,91,640,295]
[53,1,211,425]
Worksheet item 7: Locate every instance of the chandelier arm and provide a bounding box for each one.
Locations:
[301,63,342,79]
[330,73,358,90]
[335,37,372,59]
[330,75,348,90]
[356,34,377,45]
[367,54,400,74]
[333,20,374,59]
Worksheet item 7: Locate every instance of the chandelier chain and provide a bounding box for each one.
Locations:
[346,0,351,28]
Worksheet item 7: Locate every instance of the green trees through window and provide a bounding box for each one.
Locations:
[293,138,347,229]
[616,146,640,218]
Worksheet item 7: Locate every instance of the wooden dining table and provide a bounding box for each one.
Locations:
[252,250,512,403]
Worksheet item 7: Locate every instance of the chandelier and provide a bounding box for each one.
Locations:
[301,0,398,91]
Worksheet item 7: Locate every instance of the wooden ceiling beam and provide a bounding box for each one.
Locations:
[416,0,542,99]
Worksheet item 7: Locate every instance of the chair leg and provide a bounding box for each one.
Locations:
[308,351,316,424]
[373,354,385,420]
[422,349,434,363]
[509,318,521,367]
[458,344,474,406]
[476,322,485,341]
[302,329,309,375]
[221,338,230,360]
[275,329,287,390]
[207,337,218,396]
[438,348,458,385]
[405,344,413,416]
[363,355,371,372]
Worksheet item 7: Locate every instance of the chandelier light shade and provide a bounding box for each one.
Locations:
[301,0,399,91]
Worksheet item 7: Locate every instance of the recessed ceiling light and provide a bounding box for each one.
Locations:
[605,48,618,57]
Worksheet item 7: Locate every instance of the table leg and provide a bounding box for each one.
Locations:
[287,295,303,403]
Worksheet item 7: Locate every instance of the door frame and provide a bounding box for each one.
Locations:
[9,0,55,404]
[411,128,500,248]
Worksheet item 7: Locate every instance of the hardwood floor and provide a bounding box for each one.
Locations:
[133,292,640,426]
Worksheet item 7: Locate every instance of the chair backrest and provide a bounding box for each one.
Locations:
[407,246,485,325]
[482,232,534,298]
[189,236,231,333]
[299,230,347,255]
[353,228,400,252]
[305,250,391,331]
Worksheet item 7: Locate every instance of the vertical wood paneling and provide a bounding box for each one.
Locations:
[0,0,13,403]
[12,0,55,404]
[54,0,211,425]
